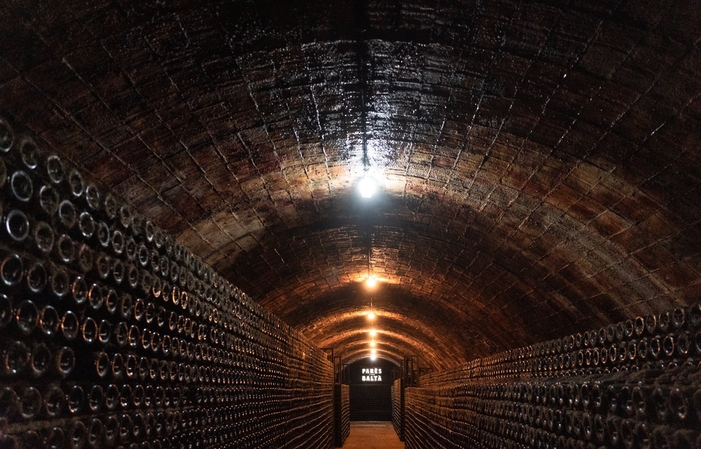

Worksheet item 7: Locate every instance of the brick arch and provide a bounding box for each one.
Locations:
[1,0,700,370]
[318,327,449,371]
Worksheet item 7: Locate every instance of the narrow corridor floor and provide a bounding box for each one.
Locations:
[342,422,405,449]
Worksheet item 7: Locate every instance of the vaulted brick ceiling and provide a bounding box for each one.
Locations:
[2,0,701,371]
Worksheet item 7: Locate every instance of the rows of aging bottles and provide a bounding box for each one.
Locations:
[391,378,404,441]
[333,384,349,447]
[424,305,701,385]
[0,118,334,449]
[405,304,701,449]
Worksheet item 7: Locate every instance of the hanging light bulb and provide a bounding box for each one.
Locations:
[370,353,377,361]
[365,276,377,289]
[370,340,376,347]
[369,329,377,337]
[359,175,377,199]
[367,311,375,320]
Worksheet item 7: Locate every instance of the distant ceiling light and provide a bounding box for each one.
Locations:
[359,175,377,198]
[370,340,376,347]
[371,349,377,355]
[369,329,377,337]
[367,311,375,320]
[370,354,377,361]
[365,276,377,289]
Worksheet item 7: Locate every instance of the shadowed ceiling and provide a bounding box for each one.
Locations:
[1,0,701,371]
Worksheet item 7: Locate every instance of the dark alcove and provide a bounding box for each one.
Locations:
[348,358,397,421]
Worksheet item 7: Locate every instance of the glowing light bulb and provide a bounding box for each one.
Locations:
[371,349,377,355]
[359,175,377,198]
[369,329,377,337]
[370,340,376,347]
[367,312,375,320]
[370,354,377,361]
[365,276,377,289]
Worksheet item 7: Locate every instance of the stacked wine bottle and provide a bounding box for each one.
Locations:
[333,384,349,447]
[0,118,334,449]
[404,305,701,449]
[391,378,403,441]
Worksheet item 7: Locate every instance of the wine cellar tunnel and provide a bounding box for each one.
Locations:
[1,0,701,448]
